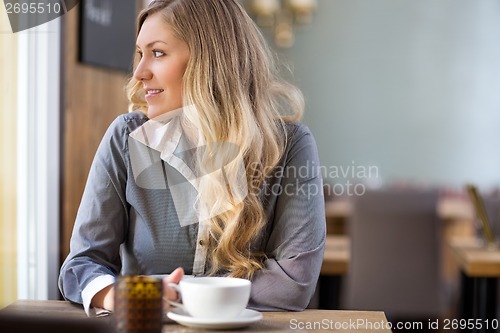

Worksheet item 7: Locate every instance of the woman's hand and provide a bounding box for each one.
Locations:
[163,267,184,309]
[91,284,115,312]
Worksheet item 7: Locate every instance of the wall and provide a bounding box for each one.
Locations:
[0,5,17,307]
[264,0,500,190]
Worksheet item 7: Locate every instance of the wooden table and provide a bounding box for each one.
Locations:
[321,196,476,311]
[0,300,392,332]
[449,238,500,277]
[325,196,474,223]
[449,237,500,333]
[321,235,350,276]
[325,195,475,283]
[318,235,350,309]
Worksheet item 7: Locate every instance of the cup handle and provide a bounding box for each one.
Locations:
[165,282,184,310]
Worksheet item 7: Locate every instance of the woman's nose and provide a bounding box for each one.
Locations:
[133,59,152,81]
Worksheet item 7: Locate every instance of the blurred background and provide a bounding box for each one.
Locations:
[254,0,500,190]
[1,0,499,325]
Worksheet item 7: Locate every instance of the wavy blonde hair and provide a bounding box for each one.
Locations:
[127,0,304,279]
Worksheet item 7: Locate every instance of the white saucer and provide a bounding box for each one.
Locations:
[166,308,263,330]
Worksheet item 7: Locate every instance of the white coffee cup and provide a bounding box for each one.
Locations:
[168,277,251,320]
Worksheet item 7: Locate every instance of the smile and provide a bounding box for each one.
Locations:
[146,89,164,96]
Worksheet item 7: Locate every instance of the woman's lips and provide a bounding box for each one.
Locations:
[145,89,164,100]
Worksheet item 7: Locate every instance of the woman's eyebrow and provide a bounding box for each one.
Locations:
[136,40,168,49]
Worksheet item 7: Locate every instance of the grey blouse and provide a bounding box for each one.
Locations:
[58,111,326,311]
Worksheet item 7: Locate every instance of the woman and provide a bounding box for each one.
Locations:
[59,0,325,315]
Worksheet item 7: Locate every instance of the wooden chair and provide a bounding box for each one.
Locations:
[342,188,447,321]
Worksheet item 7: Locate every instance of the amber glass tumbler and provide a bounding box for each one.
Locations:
[114,276,163,333]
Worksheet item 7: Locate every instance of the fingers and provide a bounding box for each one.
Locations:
[166,267,184,284]
[163,267,184,303]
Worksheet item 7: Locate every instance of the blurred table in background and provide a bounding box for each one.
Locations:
[321,193,476,311]
[321,235,349,276]
[449,237,500,332]
[318,235,349,309]
[325,195,474,235]
[326,194,476,278]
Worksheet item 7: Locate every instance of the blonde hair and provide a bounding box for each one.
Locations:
[127,0,304,279]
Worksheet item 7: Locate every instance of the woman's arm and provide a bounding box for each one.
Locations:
[248,124,326,311]
[58,115,133,309]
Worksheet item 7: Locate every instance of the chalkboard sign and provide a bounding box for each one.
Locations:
[79,0,136,72]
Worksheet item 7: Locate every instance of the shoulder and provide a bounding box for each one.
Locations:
[285,121,313,138]
[97,111,149,157]
[107,111,149,135]
[278,122,321,172]
[284,122,318,153]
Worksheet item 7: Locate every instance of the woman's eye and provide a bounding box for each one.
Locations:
[153,50,165,58]
[136,50,143,58]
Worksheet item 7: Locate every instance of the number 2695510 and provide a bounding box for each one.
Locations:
[5,2,61,14]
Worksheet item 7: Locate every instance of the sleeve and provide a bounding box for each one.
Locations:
[248,125,326,311]
[58,115,130,305]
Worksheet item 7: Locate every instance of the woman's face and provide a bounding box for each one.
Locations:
[134,13,190,119]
